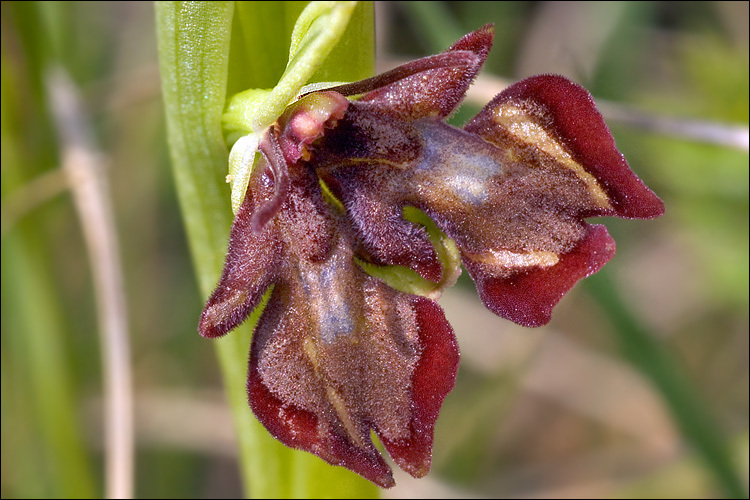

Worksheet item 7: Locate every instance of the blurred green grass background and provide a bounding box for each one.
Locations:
[1,2,747,498]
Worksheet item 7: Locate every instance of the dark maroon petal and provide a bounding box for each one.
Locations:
[357,24,494,119]
[328,168,443,282]
[464,224,616,327]
[313,104,443,281]
[199,166,281,338]
[465,74,665,219]
[379,297,459,477]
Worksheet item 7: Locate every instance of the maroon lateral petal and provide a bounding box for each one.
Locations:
[465,74,664,219]
[199,168,281,338]
[379,297,459,478]
[358,24,494,119]
[464,224,616,327]
[335,168,444,282]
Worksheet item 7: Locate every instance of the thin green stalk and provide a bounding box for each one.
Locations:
[1,3,96,497]
[585,270,747,499]
[46,66,134,500]
[156,2,377,497]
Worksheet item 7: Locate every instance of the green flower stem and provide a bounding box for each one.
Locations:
[157,2,377,497]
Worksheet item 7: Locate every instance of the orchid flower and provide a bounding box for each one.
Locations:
[199,25,664,487]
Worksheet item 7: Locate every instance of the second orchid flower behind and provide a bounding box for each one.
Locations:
[199,25,664,488]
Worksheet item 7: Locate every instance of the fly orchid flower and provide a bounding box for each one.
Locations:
[200,24,664,488]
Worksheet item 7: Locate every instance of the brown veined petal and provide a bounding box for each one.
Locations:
[463,224,616,327]
[246,165,458,487]
[464,74,665,219]
[199,163,282,339]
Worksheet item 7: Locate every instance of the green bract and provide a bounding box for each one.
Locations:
[223,1,357,214]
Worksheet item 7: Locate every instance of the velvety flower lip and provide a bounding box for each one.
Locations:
[200,23,664,488]
[202,157,459,488]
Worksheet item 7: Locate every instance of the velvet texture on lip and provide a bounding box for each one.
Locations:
[199,24,664,488]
